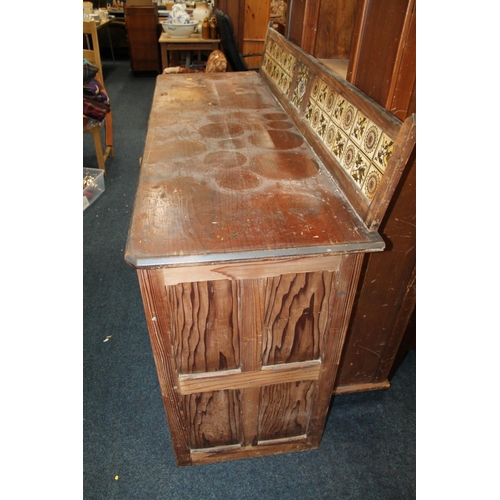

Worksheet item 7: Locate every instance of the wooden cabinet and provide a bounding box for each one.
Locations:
[125,5,161,73]
[124,28,415,463]
[126,70,383,465]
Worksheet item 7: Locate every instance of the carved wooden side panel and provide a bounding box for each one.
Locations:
[138,254,364,465]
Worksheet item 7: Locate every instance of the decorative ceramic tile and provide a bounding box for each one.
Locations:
[315,107,330,140]
[331,129,348,162]
[373,132,394,173]
[310,77,321,100]
[315,80,330,112]
[305,98,329,140]
[263,40,395,203]
[351,112,369,147]
[323,87,338,115]
[363,165,383,200]
[339,103,356,135]
[324,123,337,151]
[360,123,381,159]
[305,98,315,123]
[341,141,357,173]
[303,75,396,202]
[291,64,310,110]
[282,52,297,75]
[262,41,297,98]
[264,57,273,76]
[331,96,347,125]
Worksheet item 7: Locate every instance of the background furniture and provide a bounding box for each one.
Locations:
[125,5,161,73]
[83,20,114,173]
[158,33,220,70]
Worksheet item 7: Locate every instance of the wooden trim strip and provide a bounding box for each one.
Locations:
[178,360,322,395]
[190,439,316,465]
[161,254,342,285]
[137,269,192,465]
[333,380,391,395]
[257,434,307,446]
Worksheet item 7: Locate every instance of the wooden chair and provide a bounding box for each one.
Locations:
[83,20,114,173]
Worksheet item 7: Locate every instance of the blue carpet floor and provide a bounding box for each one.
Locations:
[83,59,415,500]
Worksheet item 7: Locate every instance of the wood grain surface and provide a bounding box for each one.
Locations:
[124,71,384,269]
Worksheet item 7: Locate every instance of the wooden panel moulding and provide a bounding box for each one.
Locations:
[178,360,322,394]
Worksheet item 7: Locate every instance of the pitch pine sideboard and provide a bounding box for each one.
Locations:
[125,28,416,466]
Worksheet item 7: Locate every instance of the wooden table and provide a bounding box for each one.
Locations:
[125,71,384,466]
[158,32,220,69]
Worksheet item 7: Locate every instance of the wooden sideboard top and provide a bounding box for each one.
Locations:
[125,71,383,268]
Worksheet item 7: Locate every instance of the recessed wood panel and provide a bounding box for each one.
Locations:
[262,272,333,365]
[167,280,240,374]
[287,0,306,47]
[184,390,241,449]
[258,381,317,441]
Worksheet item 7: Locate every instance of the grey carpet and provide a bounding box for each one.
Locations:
[83,59,415,500]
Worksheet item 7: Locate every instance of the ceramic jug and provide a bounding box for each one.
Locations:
[192,1,212,22]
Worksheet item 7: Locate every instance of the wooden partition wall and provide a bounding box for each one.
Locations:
[215,0,271,69]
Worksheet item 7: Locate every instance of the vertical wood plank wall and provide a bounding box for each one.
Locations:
[216,0,245,50]
[313,0,358,60]
[242,0,271,69]
[337,0,416,392]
